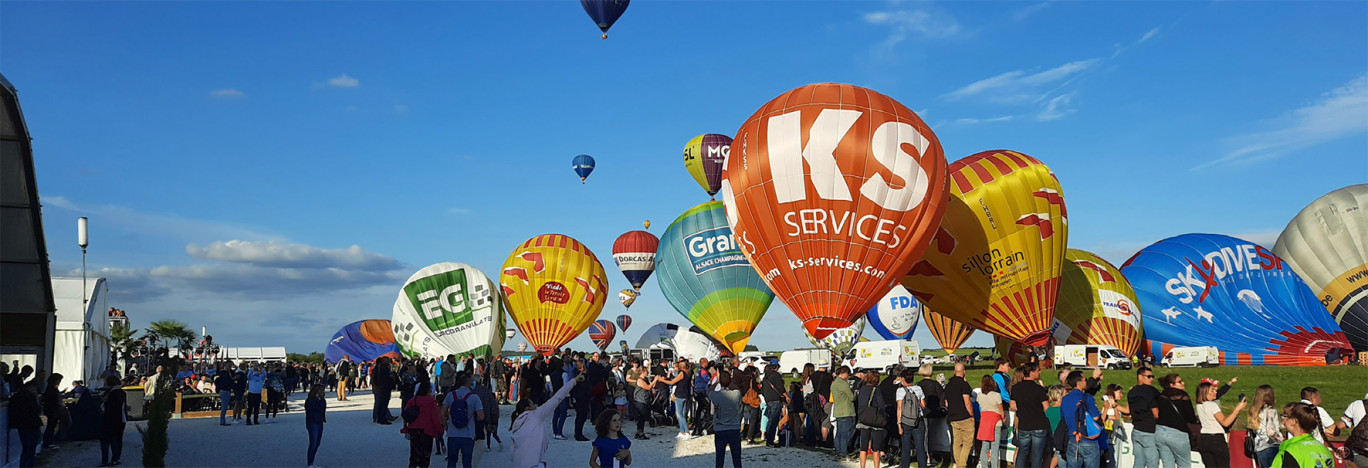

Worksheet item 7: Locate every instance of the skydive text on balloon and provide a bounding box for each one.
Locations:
[1164,244,1282,304]
[961,248,1026,276]
[783,209,909,248]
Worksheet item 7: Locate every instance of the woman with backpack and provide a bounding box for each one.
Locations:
[401,382,443,468]
[690,363,712,437]
[855,371,887,468]
[976,375,1004,468]
[511,372,584,468]
[1246,385,1283,468]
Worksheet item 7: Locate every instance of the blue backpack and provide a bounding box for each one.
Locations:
[693,374,710,394]
[450,392,472,429]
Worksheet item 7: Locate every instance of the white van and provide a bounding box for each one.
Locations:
[1053,344,1131,369]
[1162,346,1220,367]
[778,348,832,377]
[847,339,921,372]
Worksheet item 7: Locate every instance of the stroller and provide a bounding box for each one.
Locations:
[647,385,678,428]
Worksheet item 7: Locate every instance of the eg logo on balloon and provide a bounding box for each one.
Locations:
[405,270,488,328]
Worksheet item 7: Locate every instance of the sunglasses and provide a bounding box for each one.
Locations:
[1141,374,1154,378]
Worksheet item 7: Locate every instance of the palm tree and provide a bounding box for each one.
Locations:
[109,322,140,374]
[145,319,196,358]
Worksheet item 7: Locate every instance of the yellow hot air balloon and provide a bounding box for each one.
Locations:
[902,150,1068,347]
[500,234,609,356]
[924,309,976,354]
[1054,249,1143,355]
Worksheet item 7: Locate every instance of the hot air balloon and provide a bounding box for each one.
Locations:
[572,154,595,183]
[1122,233,1353,365]
[589,319,617,350]
[616,314,633,331]
[505,328,517,340]
[612,230,659,291]
[924,309,975,355]
[656,201,775,352]
[867,285,922,340]
[634,323,723,362]
[391,263,507,359]
[325,320,402,363]
[580,0,629,39]
[500,234,610,355]
[901,150,1068,347]
[1052,249,1143,356]
[720,83,950,340]
[643,220,651,230]
[683,133,732,198]
[1275,184,1368,352]
[804,316,866,358]
[618,289,638,309]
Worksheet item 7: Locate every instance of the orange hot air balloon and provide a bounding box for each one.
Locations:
[901,150,1068,347]
[924,309,976,355]
[721,83,950,340]
[500,234,610,355]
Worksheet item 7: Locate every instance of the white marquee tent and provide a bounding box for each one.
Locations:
[52,276,111,388]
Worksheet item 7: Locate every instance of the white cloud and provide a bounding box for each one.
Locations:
[1138,27,1162,44]
[1037,93,1075,121]
[1012,2,1053,22]
[946,60,1098,101]
[1194,74,1368,170]
[150,263,404,299]
[863,7,961,49]
[446,207,471,215]
[953,115,1015,125]
[209,89,246,99]
[185,240,403,271]
[41,196,279,244]
[325,73,359,88]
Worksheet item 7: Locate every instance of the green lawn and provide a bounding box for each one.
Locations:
[782,362,1368,433]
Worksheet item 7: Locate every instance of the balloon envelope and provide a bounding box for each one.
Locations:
[634,322,722,362]
[866,284,922,340]
[721,83,950,340]
[391,263,507,359]
[683,133,731,197]
[1274,184,1368,352]
[616,314,633,331]
[325,320,401,364]
[804,316,866,358]
[1048,249,1144,355]
[500,234,610,355]
[580,0,629,38]
[618,289,637,309]
[924,309,975,355]
[902,150,1068,347]
[571,154,595,183]
[1122,233,1353,365]
[612,231,659,290]
[505,328,516,340]
[656,201,775,352]
[589,320,617,350]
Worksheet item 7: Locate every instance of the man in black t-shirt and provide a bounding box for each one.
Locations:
[1127,367,1161,468]
[1010,363,1050,468]
[943,363,974,468]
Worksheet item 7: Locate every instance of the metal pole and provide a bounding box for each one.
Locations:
[78,217,89,304]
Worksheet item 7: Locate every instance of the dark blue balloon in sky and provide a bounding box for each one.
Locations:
[572,154,595,183]
[1121,233,1352,365]
[324,320,401,364]
[580,0,630,39]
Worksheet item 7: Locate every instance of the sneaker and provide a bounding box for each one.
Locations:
[677,433,688,439]
[552,434,567,440]
[575,436,590,442]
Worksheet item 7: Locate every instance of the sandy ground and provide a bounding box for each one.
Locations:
[37,389,866,468]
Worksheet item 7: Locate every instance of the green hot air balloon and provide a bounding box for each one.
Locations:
[656,201,775,353]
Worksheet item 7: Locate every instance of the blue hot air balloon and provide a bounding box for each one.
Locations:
[580,0,630,39]
[324,320,402,364]
[867,285,923,340]
[1121,233,1353,366]
[572,154,595,183]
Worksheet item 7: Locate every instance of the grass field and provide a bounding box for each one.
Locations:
[781,357,1367,433]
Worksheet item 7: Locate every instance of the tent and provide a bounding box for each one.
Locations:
[52,277,111,388]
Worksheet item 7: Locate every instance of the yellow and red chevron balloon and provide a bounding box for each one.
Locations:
[500,234,609,356]
[901,150,1068,347]
[1054,249,1143,355]
[924,309,976,355]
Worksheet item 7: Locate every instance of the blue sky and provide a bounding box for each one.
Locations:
[4,1,1365,355]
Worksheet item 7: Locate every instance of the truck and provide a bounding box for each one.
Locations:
[737,351,779,367]
[1162,346,1221,367]
[1053,344,1132,369]
[847,339,921,372]
[778,348,832,377]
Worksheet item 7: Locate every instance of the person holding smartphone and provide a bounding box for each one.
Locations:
[1194,381,1247,467]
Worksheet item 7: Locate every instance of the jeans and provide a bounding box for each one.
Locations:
[899,423,929,468]
[552,398,569,436]
[979,424,1000,468]
[676,398,692,434]
[633,400,650,435]
[374,389,392,423]
[446,436,474,468]
[306,423,323,466]
[714,428,742,468]
[1254,447,1278,468]
[574,399,592,439]
[1132,430,1158,468]
[744,405,761,440]
[1015,429,1048,468]
[835,416,856,458]
[247,392,262,423]
[219,390,232,424]
[1196,434,1229,468]
[1065,438,1100,468]
[951,418,975,468]
[100,422,125,465]
[1154,426,1191,468]
[18,427,39,468]
[692,394,712,436]
[763,402,783,443]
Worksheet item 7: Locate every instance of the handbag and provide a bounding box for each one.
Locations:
[857,390,886,427]
[742,388,761,408]
[1164,398,1201,446]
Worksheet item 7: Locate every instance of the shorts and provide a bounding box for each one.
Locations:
[860,428,887,451]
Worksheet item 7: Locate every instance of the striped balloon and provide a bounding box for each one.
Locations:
[612,231,659,291]
[924,309,976,355]
[589,320,617,350]
[616,314,632,331]
[500,234,609,356]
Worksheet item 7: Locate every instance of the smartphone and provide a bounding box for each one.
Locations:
[1238,393,1246,401]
